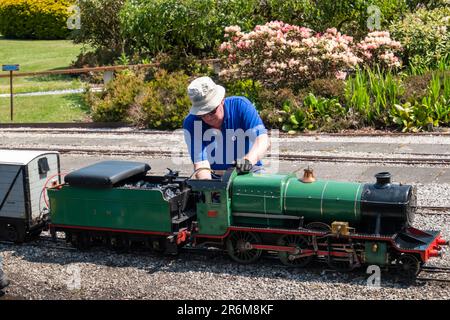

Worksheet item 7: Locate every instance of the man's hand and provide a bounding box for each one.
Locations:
[235,158,253,174]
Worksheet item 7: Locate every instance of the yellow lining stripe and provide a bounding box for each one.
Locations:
[354,184,362,218]
[320,181,329,217]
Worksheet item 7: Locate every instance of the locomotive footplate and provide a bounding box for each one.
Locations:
[393,227,448,260]
[171,209,196,231]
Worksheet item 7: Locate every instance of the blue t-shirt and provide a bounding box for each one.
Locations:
[183,96,267,170]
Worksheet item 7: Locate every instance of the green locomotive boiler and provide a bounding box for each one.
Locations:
[48,161,447,277]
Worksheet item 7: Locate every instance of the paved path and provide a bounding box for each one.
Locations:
[0,88,85,98]
[1,130,450,156]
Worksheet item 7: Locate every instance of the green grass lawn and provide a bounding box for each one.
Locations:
[0,93,90,122]
[0,38,86,94]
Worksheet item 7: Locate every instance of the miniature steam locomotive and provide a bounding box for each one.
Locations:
[45,160,448,277]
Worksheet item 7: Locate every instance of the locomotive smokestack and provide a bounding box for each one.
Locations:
[375,172,391,187]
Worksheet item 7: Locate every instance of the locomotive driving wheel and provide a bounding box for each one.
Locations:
[226,231,262,264]
[396,254,420,278]
[277,235,312,267]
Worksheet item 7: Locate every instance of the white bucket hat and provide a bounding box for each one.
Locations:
[187,76,226,116]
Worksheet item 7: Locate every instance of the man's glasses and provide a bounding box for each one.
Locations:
[200,107,218,119]
[200,101,222,119]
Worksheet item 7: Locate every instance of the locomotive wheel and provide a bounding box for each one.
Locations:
[396,254,420,278]
[226,231,262,264]
[305,222,331,232]
[277,235,312,267]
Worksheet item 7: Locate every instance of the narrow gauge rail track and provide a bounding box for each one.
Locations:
[2,236,449,285]
[416,206,450,216]
[1,127,450,137]
[1,146,450,166]
[417,266,450,284]
[415,206,450,214]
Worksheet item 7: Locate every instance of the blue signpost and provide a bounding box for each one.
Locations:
[2,64,20,121]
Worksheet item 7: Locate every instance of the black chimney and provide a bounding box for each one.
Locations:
[375,172,392,187]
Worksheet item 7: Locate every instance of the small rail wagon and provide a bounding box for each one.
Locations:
[0,149,60,242]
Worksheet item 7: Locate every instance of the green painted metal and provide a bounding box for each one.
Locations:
[48,186,172,232]
[284,178,363,223]
[190,170,237,236]
[231,173,363,226]
[364,241,388,265]
[231,173,292,214]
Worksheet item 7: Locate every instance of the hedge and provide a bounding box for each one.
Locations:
[0,0,72,39]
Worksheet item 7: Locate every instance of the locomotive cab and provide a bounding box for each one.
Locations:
[186,169,236,236]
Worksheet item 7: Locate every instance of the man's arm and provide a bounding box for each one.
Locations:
[244,133,270,165]
[193,160,212,179]
[184,117,212,179]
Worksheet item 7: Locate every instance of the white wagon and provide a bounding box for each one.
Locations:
[0,150,60,242]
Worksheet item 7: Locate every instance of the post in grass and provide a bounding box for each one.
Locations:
[2,64,20,121]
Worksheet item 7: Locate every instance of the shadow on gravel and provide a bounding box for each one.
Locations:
[0,242,418,290]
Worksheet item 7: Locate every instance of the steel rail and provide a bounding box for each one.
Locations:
[1,146,450,166]
[1,127,450,137]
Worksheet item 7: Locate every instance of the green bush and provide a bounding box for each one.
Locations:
[230,84,351,132]
[151,53,215,76]
[257,88,299,129]
[224,79,264,110]
[117,0,413,61]
[307,78,346,101]
[402,71,450,103]
[390,7,450,72]
[72,48,121,68]
[88,68,449,133]
[73,0,434,63]
[88,69,192,129]
[88,70,145,122]
[132,70,191,129]
[281,93,348,132]
[391,71,450,132]
[262,0,409,37]
[120,0,259,57]
[0,0,72,39]
[345,68,404,126]
[71,0,126,57]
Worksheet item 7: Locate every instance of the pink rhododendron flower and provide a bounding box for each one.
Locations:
[218,21,402,87]
[335,71,347,80]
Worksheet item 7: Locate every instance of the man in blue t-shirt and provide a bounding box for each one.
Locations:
[183,77,269,179]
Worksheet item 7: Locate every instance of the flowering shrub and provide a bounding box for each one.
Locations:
[0,0,72,39]
[219,21,402,89]
[356,31,402,69]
